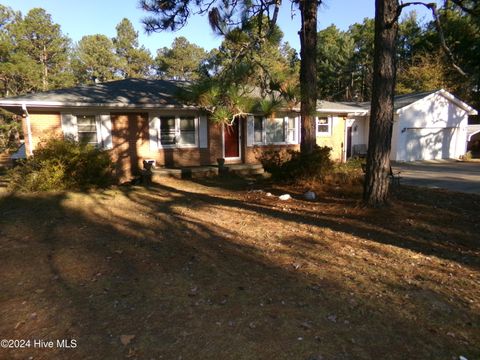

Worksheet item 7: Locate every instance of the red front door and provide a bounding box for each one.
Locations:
[224,118,240,158]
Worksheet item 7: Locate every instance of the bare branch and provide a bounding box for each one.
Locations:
[395,1,468,77]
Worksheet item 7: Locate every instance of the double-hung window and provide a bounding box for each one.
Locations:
[158,115,198,148]
[178,117,196,145]
[77,115,99,146]
[316,116,332,136]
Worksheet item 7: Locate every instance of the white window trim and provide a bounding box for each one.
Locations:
[253,116,298,146]
[316,116,332,136]
[155,115,199,149]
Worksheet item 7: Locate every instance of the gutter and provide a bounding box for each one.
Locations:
[21,103,34,156]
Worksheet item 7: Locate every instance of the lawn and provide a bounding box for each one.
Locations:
[0,176,479,359]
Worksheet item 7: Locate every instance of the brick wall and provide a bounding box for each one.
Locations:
[24,113,62,155]
[110,113,224,181]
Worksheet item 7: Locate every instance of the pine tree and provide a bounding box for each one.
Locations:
[113,18,153,78]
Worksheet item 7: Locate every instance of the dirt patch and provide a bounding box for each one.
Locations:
[0,177,478,359]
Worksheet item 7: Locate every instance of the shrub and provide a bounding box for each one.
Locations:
[7,137,113,192]
[461,151,473,161]
[331,158,365,185]
[259,146,333,182]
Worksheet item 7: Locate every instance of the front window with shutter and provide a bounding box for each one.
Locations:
[250,116,299,145]
[156,115,198,148]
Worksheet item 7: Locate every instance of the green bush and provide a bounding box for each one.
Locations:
[8,137,113,192]
[259,146,333,182]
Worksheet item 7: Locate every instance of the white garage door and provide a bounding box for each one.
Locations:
[405,127,457,161]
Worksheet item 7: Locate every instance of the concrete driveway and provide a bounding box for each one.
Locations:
[392,160,480,194]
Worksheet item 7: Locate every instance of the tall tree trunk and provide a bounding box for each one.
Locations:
[299,0,319,154]
[42,45,48,91]
[363,0,399,206]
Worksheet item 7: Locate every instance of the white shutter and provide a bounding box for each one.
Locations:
[149,115,159,151]
[99,114,113,149]
[61,113,78,140]
[246,115,254,147]
[294,116,300,144]
[199,115,208,148]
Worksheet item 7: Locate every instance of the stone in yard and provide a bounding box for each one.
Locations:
[279,194,291,201]
[304,191,316,201]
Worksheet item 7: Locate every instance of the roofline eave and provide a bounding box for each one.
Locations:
[0,101,200,111]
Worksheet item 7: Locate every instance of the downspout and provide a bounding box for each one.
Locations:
[21,103,33,156]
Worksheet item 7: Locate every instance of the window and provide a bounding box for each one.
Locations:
[287,117,296,143]
[77,115,98,145]
[160,117,176,146]
[254,116,263,143]
[266,117,285,143]
[178,117,196,145]
[251,116,298,145]
[316,116,331,135]
[157,115,198,148]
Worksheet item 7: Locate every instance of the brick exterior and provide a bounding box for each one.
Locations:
[110,112,224,181]
[24,110,302,181]
[23,112,62,155]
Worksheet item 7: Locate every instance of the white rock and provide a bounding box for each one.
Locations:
[459,356,468,360]
[279,194,291,201]
[304,191,316,200]
[266,192,273,197]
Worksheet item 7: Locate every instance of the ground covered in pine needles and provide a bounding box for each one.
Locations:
[0,175,478,359]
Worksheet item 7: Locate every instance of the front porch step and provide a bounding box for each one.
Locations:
[227,163,264,176]
[150,163,264,180]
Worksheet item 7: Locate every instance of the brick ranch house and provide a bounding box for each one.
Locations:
[0,78,364,181]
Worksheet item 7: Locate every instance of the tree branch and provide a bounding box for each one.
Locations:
[395,1,467,77]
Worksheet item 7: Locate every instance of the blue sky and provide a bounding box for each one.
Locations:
[2,0,438,55]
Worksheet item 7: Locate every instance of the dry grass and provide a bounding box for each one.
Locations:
[0,175,479,360]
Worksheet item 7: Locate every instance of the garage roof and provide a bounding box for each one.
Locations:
[341,89,477,116]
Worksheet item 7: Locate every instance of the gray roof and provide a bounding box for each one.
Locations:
[316,100,368,114]
[341,90,478,116]
[393,90,436,110]
[0,78,193,109]
[341,91,437,112]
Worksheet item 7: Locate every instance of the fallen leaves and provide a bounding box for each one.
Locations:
[120,334,135,346]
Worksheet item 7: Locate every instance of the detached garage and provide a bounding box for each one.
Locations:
[390,89,477,162]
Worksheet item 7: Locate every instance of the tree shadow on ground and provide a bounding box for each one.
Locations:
[0,180,478,359]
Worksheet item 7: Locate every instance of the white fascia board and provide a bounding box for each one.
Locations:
[437,89,478,115]
[395,89,478,116]
[316,109,369,115]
